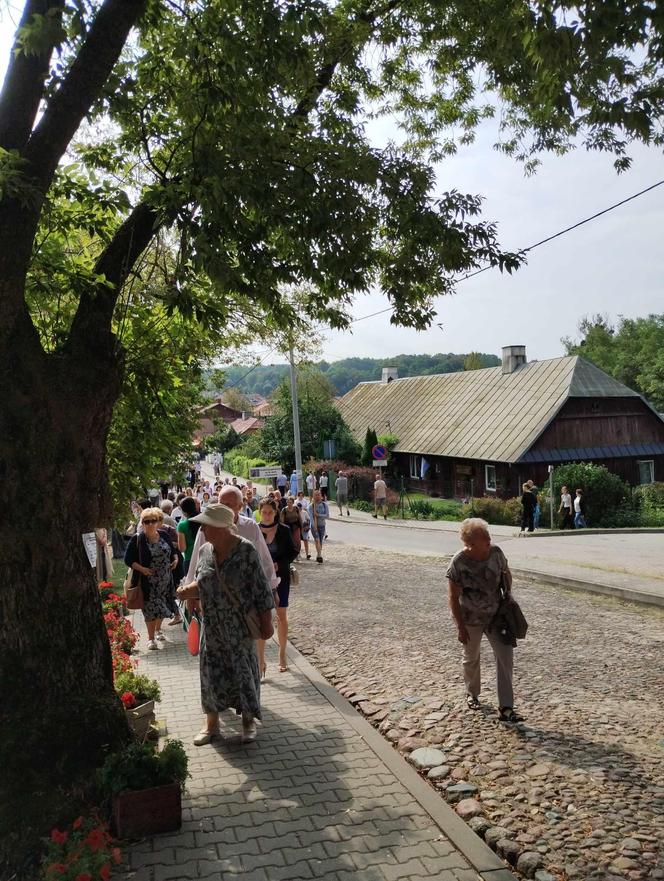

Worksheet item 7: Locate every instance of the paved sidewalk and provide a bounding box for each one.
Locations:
[123,614,512,881]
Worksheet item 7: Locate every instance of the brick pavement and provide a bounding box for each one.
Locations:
[123,611,509,881]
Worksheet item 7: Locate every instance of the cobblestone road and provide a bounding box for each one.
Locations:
[288,542,664,881]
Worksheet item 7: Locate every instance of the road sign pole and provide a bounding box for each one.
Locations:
[289,338,303,494]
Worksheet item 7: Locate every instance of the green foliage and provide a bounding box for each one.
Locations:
[212,353,502,397]
[361,428,379,466]
[551,462,636,528]
[463,352,485,371]
[633,482,664,509]
[205,424,242,456]
[258,371,360,470]
[96,739,189,798]
[562,314,664,410]
[223,450,275,479]
[114,671,161,704]
[461,496,522,526]
[408,499,436,519]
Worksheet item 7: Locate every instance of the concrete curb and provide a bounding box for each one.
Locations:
[527,527,664,537]
[512,567,664,609]
[282,637,516,881]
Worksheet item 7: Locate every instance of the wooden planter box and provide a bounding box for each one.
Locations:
[125,699,155,741]
[112,782,182,839]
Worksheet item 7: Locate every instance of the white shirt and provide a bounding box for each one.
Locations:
[561,493,572,509]
[185,514,278,589]
[306,474,316,489]
[319,475,328,488]
[374,479,387,498]
[574,496,582,513]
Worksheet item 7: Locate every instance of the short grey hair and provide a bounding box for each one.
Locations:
[160,499,173,513]
[459,517,490,545]
[219,485,243,504]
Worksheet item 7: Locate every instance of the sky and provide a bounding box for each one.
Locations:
[2,6,663,367]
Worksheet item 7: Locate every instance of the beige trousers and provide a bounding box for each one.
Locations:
[463,624,514,708]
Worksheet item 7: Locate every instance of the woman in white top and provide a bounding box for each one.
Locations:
[558,486,573,529]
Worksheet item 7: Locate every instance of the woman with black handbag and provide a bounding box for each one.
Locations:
[447,517,523,723]
[259,499,297,673]
[124,507,179,651]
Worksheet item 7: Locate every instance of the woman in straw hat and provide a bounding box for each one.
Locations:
[177,503,275,744]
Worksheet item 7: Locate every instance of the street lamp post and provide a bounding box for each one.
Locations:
[289,338,303,494]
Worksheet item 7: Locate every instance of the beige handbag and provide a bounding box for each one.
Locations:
[289,565,299,587]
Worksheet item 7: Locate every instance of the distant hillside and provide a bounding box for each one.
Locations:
[213,352,501,398]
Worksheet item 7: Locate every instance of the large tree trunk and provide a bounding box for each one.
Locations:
[0,313,129,872]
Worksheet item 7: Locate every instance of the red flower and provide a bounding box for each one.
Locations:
[75,874,92,881]
[100,864,111,881]
[84,827,107,853]
[46,865,66,876]
[111,847,122,865]
[72,816,84,830]
[50,828,68,845]
[120,692,137,709]
[99,581,114,588]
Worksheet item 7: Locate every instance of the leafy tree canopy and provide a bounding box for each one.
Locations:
[562,314,664,411]
[209,352,501,396]
[256,369,361,469]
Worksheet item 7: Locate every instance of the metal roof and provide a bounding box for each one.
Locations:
[337,356,647,464]
[520,442,664,464]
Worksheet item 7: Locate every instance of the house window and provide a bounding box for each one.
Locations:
[485,464,497,493]
[637,460,654,485]
[409,454,421,479]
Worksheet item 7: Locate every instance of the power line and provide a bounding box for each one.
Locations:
[221,345,280,390]
[350,178,664,323]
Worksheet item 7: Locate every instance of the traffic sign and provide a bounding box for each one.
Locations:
[373,459,387,468]
[371,444,387,460]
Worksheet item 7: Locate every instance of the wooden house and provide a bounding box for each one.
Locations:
[337,346,664,498]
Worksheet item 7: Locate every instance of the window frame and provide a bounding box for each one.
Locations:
[409,454,422,479]
[637,459,655,485]
[484,463,497,493]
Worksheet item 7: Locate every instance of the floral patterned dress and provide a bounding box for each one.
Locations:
[143,537,174,623]
[196,539,275,718]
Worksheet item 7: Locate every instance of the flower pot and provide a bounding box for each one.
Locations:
[125,699,155,741]
[112,782,181,839]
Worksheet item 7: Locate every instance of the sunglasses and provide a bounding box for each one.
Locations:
[142,518,160,525]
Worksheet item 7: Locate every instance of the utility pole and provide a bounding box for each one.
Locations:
[548,465,554,530]
[289,337,303,494]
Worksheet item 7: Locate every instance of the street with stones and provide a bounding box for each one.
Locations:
[287,541,664,881]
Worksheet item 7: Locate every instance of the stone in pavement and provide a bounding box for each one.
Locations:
[409,747,446,770]
[289,543,664,881]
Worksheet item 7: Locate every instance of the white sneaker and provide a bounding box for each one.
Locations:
[147,639,158,650]
[155,631,166,641]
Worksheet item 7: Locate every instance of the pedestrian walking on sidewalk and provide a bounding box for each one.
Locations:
[519,482,536,534]
[335,471,350,516]
[573,489,587,528]
[259,499,298,672]
[559,485,573,529]
[177,504,275,745]
[446,518,522,723]
[125,508,180,651]
[373,473,387,519]
[308,489,329,563]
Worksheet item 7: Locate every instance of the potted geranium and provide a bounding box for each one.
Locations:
[114,671,161,741]
[97,740,188,839]
[41,815,121,880]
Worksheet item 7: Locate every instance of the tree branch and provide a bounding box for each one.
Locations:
[0,0,65,151]
[24,0,147,188]
[67,199,162,350]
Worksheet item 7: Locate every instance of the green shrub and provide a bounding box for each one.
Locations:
[634,482,664,509]
[350,500,373,513]
[96,739,189,797]
[551,462,637,528]
[460,496,522,526]
[408,499,436,520]
[114,670,161,703]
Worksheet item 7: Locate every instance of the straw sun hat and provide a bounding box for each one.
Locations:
[189,502,236,529]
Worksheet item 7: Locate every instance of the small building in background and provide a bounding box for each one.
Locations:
[337,346,664,498]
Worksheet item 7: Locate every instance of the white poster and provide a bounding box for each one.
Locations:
[82,532,97,568]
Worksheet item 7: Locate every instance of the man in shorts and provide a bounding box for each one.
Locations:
[335,471,350,516]
[373,473,388,519]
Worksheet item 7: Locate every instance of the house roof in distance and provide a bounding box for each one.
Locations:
[337,356,645,464]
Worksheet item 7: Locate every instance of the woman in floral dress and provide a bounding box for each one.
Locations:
[177,503,274,745]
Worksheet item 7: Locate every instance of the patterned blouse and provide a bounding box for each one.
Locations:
[446,546,509,627]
